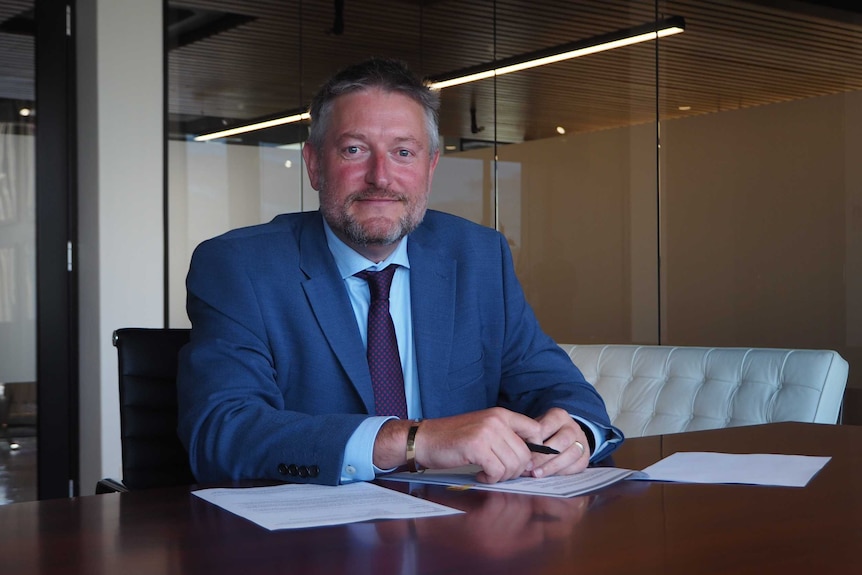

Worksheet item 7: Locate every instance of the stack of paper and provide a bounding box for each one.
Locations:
[382,465,633,498]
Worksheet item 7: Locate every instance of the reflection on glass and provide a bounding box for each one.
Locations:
[0,0,38,503]
[165,0,862,394]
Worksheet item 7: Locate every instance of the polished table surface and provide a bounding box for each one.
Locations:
[3,422,861,574]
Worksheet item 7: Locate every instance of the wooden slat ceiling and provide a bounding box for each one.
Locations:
[2,0,861,144]
[164,0,862,145]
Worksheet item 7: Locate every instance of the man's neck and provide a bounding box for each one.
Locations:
[331,228,402,264]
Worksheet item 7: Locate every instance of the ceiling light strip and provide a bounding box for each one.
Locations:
[194,112,310,142]
[428,16,685,90]
[193,16,684,142]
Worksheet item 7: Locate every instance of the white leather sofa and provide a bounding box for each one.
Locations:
[558,344,849,438]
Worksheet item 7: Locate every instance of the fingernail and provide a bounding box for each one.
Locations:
[525,461,534,471]
[533,467,544,478]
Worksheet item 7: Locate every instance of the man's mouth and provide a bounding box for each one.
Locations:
[351,191,405,203]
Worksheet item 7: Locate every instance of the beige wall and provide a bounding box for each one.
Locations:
[662,91,862,388]
[497,125,658,346]
[479,90,861,388]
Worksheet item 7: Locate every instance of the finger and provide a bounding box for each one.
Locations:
[531,428,590,478]
[499,409,543,443]
[479,434,532,483]
[535,407,573,441]
[532,447,589,478]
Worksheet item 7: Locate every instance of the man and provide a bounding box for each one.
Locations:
[177,58,622,487]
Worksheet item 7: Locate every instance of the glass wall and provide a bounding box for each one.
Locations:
[0,0,37,502]
[166,0,664,344]
[656,0,862,393]
[167,0,862,391]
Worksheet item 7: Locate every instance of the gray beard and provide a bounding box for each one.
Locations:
[339,212,421,247]
[319,178,427,246]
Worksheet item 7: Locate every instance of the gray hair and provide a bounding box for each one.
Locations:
[306,58,440,157]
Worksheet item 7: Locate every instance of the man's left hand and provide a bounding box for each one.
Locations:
[527,407,591,478]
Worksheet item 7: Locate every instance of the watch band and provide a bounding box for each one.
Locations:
[406,420,423,473]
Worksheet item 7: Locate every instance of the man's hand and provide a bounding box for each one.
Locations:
[373,407,544,483]
[528,407,591,478]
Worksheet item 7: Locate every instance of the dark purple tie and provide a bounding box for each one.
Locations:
[355,265,407,419]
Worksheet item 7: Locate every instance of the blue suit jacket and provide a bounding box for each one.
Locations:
[177,210,618,485]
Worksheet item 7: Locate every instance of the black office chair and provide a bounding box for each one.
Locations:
[96,328,196,493]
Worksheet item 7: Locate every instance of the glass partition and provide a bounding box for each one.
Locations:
[166,0,862,392]
[166,0,664,349]
[657,0,862,390]
[0,0,37,503]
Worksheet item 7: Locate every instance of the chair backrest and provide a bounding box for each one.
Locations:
[114,327,195,489]
[558,344,849,438]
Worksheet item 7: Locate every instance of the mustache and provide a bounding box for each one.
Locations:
[347,189,407,203]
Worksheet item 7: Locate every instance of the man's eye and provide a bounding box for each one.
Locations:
[397,149,412,157]
[346,146,360,154]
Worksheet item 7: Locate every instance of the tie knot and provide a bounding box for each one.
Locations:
[356,264,398,301]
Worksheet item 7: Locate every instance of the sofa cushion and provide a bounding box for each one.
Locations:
[558,345,848,438]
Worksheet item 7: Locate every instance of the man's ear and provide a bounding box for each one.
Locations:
[429,149,440,175]
[302,142,321,190]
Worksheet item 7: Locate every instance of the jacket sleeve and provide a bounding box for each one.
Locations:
[493,233,624,457]
[176,236,368,486]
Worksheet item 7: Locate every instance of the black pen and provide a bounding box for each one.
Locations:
[525,442,560,455]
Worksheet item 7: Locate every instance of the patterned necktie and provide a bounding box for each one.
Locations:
[355,265,407,418]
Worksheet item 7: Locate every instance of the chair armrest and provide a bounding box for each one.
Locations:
[95,477,129,494]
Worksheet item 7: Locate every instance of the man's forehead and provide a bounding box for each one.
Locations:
[331,87,422,110]
[327,90,428,140]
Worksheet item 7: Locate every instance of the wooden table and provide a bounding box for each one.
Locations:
[3,422,860,574]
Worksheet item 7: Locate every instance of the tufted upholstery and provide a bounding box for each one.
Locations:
[558,344,849,438]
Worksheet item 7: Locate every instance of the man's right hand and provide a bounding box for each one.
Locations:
[373,407,544,483]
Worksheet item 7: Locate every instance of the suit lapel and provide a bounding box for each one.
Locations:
[407,231,457,418]
[298,215,375,413]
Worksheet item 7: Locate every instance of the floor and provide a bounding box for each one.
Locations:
[0,434,37,504]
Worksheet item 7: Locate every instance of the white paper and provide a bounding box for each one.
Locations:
[633,452,830,487]
[192,481,463,530]
[382,465,633,498]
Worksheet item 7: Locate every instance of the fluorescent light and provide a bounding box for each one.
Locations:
[428,17,685,90]
[193,17,684,142]
[194,112,310,142]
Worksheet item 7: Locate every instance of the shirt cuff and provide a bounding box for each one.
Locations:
[340,415,396,484]
[571,415,624,462]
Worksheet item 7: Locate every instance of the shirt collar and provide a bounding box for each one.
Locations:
[322,216,411,279]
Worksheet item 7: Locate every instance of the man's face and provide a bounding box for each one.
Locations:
[303,88,440,261]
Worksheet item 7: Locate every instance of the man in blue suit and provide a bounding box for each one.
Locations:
[177,58,622,487]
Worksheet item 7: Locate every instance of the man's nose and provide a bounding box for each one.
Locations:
[365,152,391,188]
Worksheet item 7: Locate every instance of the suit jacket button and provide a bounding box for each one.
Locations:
[277,463,288,475]
[288,464,299,476]
[298,465,309,478]
[309,465,320,477]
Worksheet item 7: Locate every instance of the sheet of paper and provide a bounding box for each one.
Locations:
[382,465,633,498]
[633,452,830,487]
[192,481,463,530]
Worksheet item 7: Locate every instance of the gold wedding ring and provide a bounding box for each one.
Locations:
[574,440,586,458]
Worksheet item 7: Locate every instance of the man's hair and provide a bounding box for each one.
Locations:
[306,58,440,157]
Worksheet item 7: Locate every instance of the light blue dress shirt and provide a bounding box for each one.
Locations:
[322,221,614,483]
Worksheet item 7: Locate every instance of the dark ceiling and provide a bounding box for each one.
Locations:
[1,0,861,146]
[165,0,862,146]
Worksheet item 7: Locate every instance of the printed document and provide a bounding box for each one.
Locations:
[632,452,830,487]
[193,481,462,530]
[382,465,633,498]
